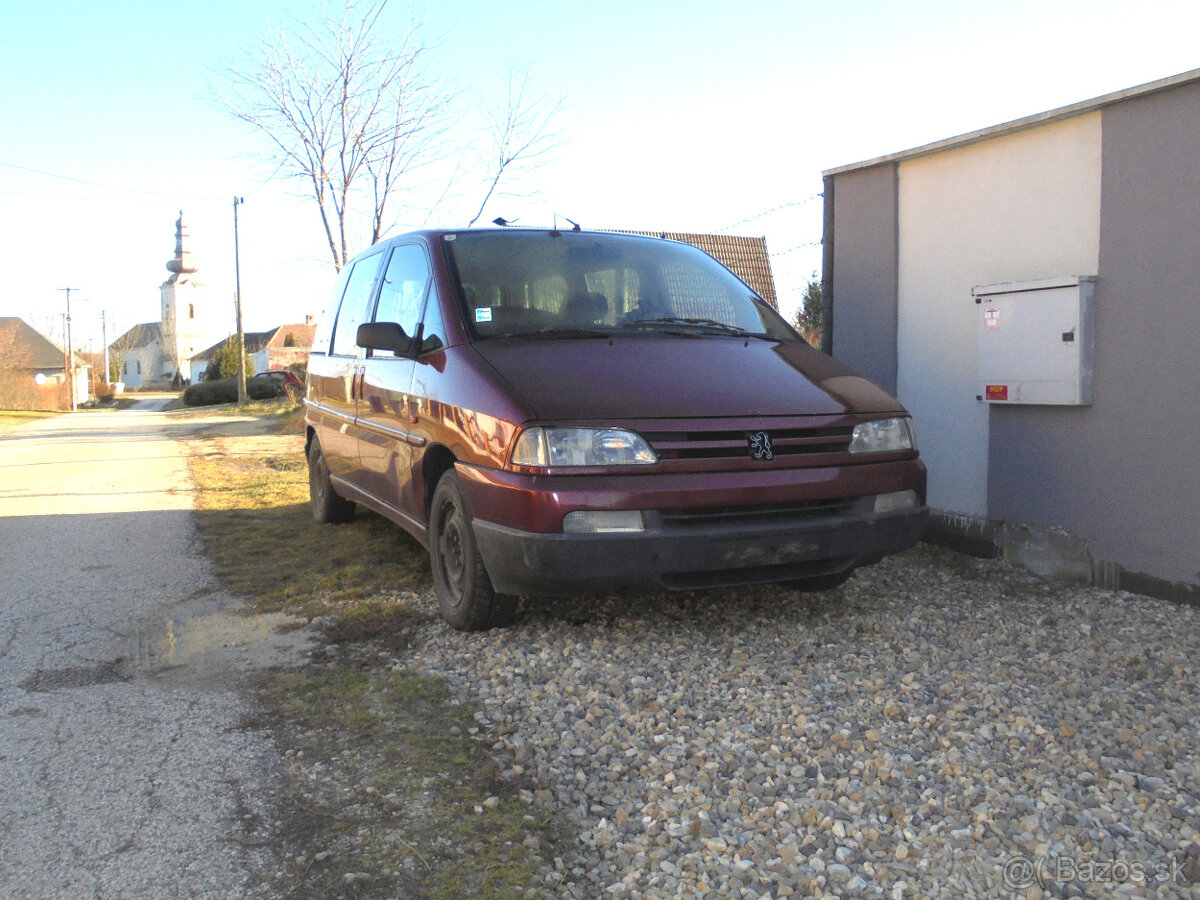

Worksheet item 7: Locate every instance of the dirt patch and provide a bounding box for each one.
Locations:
[20,659,132,693]
[267,406,306,435]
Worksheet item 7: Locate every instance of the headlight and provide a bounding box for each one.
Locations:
[849,418,917,454]
[511,427,658,468]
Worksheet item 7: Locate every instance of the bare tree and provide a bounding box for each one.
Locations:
[466,67,562,228]
[107,340,128,384]
[221,2,563,263]
[219,0,451,269]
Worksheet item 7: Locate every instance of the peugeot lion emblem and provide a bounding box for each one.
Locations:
[748,431,774,462]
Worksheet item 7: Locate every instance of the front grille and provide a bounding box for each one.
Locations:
[659,498,857,528]
[661,558,854,590]
[644,426,852,461]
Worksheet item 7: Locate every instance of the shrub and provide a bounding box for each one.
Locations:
[208,337,256,380]
[182,376,282,406]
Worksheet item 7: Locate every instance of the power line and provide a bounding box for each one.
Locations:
[0,160,275,202]
[0,161,183,198]
[770,239,822,257]
[717,192,823,233]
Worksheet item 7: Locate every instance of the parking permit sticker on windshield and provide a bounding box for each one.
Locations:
[475,308,493,323]
[984,308,1001,330]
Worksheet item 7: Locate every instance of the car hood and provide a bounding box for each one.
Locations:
[472,336,906,421]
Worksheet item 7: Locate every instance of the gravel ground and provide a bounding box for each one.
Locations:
[397,545,1200,899]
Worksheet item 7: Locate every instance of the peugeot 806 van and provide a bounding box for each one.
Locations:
[305,229,927,630]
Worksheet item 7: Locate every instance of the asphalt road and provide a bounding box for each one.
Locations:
[0,399,304,899]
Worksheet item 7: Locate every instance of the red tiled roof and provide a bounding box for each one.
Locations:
[268,323,316,349]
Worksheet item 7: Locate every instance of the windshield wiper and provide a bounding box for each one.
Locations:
[524,327,613,339]
[625,317,759,337]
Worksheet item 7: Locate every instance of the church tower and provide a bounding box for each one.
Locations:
[159,211,207,382]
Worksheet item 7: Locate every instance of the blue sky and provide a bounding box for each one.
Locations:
[3,0,1198,353]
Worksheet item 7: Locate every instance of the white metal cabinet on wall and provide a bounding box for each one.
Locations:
[974,275,1096,406]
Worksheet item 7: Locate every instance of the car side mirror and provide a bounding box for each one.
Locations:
[357,321,414,356]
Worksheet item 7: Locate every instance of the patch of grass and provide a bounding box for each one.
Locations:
[169,394,301,419]
[188,441,429,617]
[0,410,59,426]
[256,665,556,899]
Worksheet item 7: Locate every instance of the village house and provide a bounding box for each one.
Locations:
[0,316,90,410]
[190,320,316,381]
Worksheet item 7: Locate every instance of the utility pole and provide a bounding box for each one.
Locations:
[233,196,247,405]
[58,287,79,411]
[101,309,110,385]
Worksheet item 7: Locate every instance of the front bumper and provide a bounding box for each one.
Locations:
[472,502,929,597]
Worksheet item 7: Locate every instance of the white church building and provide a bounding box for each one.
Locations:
[111,212,219,387]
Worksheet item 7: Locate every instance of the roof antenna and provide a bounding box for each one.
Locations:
[556,213,582,232]
[492,216,512,227]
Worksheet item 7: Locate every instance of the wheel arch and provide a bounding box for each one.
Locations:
[419,444,458,520]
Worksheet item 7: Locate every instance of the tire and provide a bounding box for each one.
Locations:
[429,470,517,631]
[308,439,356,524]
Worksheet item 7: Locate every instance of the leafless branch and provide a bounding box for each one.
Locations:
[216,1,563,258]
[215,0,450,269]
[466,66,562,228]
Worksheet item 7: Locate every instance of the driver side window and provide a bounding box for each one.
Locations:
[372,244,430,357]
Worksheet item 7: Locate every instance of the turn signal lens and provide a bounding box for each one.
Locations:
[873,490,918,514]
[562,510,646,533]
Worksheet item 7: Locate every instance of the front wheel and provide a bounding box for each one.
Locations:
[429,471,517,631]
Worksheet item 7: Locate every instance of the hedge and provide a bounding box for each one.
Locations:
[182,376,283,406]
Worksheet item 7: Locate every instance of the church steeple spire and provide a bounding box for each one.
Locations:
[158,210,207,383]
[165,210,198,283]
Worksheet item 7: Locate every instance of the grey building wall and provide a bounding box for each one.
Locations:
[828,164,899,394]
[988,80,1200,588]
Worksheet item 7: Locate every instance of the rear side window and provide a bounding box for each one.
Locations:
[330,254,384,357]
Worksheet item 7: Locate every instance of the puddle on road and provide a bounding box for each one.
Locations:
[125,606,315,687]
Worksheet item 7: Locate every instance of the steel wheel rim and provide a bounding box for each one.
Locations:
[311,453,327,507]
[438,501,467,603]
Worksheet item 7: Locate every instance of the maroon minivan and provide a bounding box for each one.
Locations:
[305,229,927,630]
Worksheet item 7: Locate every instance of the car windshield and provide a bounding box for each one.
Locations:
[445,231,797,342]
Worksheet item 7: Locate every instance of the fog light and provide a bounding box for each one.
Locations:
[563,510,645,533]
[874,490,918,514]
